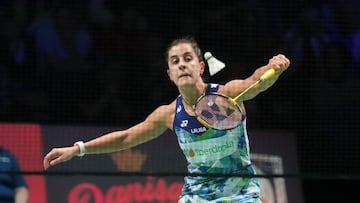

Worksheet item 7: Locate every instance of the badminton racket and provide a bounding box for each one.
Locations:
[194,68,278,130]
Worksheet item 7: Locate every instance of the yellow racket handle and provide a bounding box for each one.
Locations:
[260,68,277,81]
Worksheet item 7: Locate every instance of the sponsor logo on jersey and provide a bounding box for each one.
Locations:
[180,120,188,127]
[179,135,238,163]
[176,105,182,113]
[210,83,219,88]
[190,127,207,134]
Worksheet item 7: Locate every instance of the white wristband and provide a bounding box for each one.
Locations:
[74,141,86,157]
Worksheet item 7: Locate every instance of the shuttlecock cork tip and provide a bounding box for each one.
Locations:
[204,52,212,60]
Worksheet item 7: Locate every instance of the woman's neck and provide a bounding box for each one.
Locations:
[180,83,207,107]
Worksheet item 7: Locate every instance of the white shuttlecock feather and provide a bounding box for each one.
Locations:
[204,52,225,76]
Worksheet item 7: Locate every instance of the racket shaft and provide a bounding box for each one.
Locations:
[232,80,260,101]
[233,68,277,101]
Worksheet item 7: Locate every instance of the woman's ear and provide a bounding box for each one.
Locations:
[200,61,206,76]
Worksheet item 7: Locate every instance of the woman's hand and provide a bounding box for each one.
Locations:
[268,54,290,72]
[43,146,79,170]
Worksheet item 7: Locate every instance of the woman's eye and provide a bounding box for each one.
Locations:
[171,59,178,64]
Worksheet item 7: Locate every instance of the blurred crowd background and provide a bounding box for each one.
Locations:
[0,0,359,201]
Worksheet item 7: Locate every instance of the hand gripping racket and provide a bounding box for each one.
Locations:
[194,68,278,130]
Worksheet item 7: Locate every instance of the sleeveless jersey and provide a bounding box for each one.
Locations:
[173,83,261,202]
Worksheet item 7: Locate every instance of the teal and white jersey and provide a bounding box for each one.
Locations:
[173,83,261,202]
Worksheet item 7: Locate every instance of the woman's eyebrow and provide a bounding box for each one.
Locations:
[169,51,192,59]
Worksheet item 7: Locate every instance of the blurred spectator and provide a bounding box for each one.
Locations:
[27,0,95,122]
[0,0,39,121]
[332,0,360,79]
[78,4,154,124]
[0,146,28,203]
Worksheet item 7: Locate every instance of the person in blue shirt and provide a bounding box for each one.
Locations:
[0,146,28,203]
[43,36,290,202]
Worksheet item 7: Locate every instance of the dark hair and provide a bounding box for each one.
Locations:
[165,36,203,64]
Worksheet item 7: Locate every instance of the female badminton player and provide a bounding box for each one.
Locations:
[43,36,290,203]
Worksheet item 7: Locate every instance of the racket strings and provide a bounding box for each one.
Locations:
[195,94,244,130]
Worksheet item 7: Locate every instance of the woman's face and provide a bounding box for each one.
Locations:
[167,43,205,88]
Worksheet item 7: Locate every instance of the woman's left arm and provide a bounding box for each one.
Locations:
[221,54,290,101]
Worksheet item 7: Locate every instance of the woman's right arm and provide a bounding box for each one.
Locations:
[43,104,174,170]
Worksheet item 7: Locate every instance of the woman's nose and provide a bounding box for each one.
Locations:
[178,64,186,70]
[178,59,187,70]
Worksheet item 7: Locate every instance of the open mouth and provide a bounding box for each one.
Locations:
[179,74,191,78]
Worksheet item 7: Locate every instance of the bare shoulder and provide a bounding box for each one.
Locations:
[146,100,176,130]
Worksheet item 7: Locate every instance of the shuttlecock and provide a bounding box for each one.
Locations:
[204,52,225,76]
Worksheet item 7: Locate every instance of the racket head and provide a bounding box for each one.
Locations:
[194,93,245,130]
